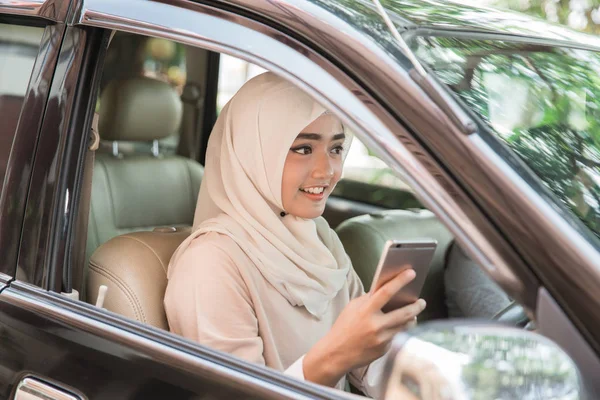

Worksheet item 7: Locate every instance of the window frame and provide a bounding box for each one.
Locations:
[0,14,65,282]
[67,0,521,298]
[13,0,547,394]
[0,0,70,22]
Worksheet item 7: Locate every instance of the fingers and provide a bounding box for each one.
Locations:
[369,268,415,311]
[382,299,426,330]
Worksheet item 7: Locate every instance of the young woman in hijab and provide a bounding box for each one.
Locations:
[164,72,426,396]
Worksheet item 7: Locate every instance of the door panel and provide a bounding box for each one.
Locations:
[0,283,344,399]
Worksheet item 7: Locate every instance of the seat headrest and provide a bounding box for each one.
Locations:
[98,77,183,142]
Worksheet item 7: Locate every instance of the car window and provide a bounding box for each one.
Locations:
[412,36,600,239]
[217,57,419,209]
[0,22,44,195]
[335,138,420,209]
[96,34,187,156]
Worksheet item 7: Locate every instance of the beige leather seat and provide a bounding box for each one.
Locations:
[86,227,190,329]
[86,77,204,263]
[335,209,454,322]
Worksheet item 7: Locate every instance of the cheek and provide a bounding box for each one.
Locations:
[281,157,307,201]
[331,159,344,185]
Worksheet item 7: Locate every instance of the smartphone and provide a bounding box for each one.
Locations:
[370,239,437,313]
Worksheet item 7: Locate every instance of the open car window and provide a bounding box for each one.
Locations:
[412,36,600,241]
[216,57,418,210]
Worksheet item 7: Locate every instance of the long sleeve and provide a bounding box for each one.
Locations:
[284,355,306,379]
[346,268,385,399]
[164,238,266,365]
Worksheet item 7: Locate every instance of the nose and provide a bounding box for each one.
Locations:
[312,152,334,180]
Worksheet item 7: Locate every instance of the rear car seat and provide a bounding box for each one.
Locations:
[335,209,454,322]
[86,77,204,263]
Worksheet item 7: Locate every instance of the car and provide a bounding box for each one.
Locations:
[0,0,598,398]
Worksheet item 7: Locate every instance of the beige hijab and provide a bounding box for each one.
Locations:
[168,72,352,318]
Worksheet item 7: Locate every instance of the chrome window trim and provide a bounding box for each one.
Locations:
[0,272,12,287]
[72,0,522,293]
[0,0,69,22]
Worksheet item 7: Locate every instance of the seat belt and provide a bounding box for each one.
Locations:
[62,112,100,301]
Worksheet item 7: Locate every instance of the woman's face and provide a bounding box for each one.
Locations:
[282,114,345,219]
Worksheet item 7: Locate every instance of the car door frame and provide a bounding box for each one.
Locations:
[71,0,600,391]
[68,0,526,300]
[0,0,70,283]
[0,1,365,396]
[216,0,600,364]
[0,0,411,398]
[8,0,590,397]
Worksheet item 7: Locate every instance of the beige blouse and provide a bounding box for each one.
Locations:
[164,232,383,397]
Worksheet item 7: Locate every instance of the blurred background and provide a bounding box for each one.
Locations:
[478,0,600,34]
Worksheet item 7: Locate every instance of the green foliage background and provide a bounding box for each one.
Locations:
[489,0,600,34]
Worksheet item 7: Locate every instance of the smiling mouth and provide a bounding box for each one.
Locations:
[299,186,328,201]
[299,186,326,195]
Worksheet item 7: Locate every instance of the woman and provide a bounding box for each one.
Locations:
[164,72,426,396]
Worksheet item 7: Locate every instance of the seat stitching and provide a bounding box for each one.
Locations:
[121,235,168,275]
[89,261,147,323]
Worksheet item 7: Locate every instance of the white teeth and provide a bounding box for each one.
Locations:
[302,187,324,194]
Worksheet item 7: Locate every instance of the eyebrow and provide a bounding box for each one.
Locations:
[296,133,346,141]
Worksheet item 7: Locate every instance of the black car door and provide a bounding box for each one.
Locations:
[0,2,68,290]
[0,1,353,399]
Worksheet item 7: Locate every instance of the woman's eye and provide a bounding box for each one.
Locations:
[292,146,312,155]
[331,145,344,155]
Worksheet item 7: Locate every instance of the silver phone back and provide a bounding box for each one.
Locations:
[371,240,437,313]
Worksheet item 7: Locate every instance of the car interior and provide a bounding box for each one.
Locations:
[78,32,522,337]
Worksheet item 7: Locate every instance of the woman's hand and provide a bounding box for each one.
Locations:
[303,268,426,387]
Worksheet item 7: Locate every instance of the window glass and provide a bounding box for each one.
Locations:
[97,35,187,156]
[216,57,418,209]
[413,36,600,238]
[141,38,186,155]
[336,138,419,209]
[217,54,266,113]
[0,22,44,193]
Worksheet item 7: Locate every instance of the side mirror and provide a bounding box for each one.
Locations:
[382,321,585,400]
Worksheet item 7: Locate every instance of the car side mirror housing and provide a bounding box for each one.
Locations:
[382,321,585,399]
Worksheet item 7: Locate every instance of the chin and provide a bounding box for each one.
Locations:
[288,206,325,220]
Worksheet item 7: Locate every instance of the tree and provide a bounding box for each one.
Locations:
[413,35,600,237]
[486,0,600,35]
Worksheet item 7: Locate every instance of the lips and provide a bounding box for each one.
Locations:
[299,185,328,201]
[300,186,325,195]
